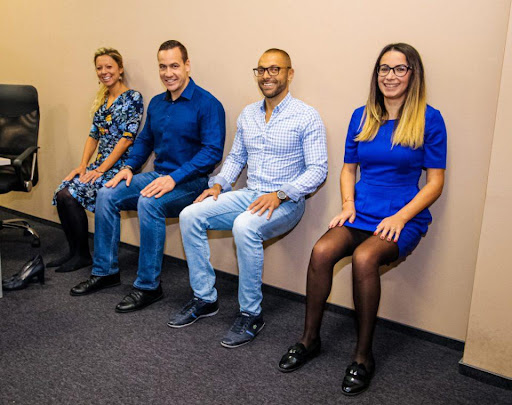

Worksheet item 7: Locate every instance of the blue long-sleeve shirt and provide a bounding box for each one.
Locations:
[210,93,328,201]
[125,78,226,185]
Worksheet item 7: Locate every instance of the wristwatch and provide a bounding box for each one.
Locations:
[276,190,287,204]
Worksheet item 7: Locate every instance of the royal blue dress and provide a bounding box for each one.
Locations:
[53,89,144,212]
[343,105,447,257]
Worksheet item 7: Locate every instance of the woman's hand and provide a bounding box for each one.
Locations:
[80,169,103,184]
[374,214,406,242]
[328,202,356,228]
[64,166,87,181]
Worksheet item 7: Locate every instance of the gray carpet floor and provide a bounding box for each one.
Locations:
[0,209,510,405]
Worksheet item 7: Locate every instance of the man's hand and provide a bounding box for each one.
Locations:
[194,184,222,203]
[248,192,280,220]
[140,175,176,198]
[105,168,133,188]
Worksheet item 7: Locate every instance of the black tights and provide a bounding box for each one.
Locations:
[50,188,92,272]
[300,226,399,368]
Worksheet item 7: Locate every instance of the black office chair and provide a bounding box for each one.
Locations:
[0,84,40,247]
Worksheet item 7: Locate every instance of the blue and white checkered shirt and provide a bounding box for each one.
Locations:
[210,93,328,201]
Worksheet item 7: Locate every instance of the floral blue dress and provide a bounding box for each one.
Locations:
[53,89,144,212]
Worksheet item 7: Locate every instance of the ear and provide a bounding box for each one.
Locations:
[287,67,295,82]
[185,59,191,73]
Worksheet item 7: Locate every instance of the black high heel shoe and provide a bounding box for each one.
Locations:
[2,255,45,291]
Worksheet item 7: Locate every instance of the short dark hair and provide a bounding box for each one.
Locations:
[158,40,188,63]
[263,48,292,67]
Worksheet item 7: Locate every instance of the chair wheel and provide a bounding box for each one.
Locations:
[31,239,41,248]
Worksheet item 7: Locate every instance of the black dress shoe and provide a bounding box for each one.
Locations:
[341,362,375,396]
[115,285,163,313]
[2,255,45,291]
[70,273,121,296]
[278,338,321,373]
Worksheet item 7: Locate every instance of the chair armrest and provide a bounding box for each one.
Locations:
[12,146,38,168]
[12,146,39,189]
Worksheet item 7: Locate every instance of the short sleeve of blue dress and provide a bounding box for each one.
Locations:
[52,90,144,212]
[343,105,447,257]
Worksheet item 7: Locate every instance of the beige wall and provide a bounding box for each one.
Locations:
[462,4,512,378]
[1,0,510,345]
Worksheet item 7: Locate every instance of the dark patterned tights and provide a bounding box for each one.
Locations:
[300,226,399,369]
[49,188,92,272]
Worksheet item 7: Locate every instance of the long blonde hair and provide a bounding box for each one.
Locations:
[356,43,426,149]
[91,47,124,115]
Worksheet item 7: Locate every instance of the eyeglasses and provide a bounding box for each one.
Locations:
[253,66,291,77]
[377,64,412,77]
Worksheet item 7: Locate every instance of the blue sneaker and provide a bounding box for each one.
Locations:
[220,312,265,348]
[167,297,219,328]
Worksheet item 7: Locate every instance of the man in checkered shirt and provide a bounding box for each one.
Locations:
[168,48,328,348]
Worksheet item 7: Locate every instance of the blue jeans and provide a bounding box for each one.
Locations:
[179,188,305,315]
[92,171,208,290]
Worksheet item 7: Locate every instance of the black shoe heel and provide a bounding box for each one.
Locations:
[2,255,45,291]
[36,271,45,285]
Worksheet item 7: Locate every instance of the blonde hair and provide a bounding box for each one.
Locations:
[91,47,124,115]
[356,43,427,149]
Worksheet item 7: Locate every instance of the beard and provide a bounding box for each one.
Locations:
[258,79,287,99]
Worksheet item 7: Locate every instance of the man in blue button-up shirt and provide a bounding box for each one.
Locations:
[169,49,328,348]
[70,40,226,313]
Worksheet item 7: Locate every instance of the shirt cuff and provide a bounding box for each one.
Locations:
[279,183,301,202]
[208,175,231,192]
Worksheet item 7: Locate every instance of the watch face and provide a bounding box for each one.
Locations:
[277,190,286,200]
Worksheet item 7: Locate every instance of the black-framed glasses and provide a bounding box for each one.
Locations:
[253,66,291,77]
[377,64,412,77]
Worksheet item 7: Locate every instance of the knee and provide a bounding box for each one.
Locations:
[309,239,338,271]
[56,188,72,206]
[352,249,378,280]
[96,186,114,207]
[232,215,260,244]
[179,204,199,228]
[137,196,164,217]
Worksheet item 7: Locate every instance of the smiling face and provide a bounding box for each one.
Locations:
[158,48,190,99]
[95,55,123,88]
[256,51,293,102]
[377,50,411,105]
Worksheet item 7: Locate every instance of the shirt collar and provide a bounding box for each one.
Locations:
[259,92,293,113]
[164,77,196,101]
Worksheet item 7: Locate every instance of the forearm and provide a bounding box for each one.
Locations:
[340,163,357,206]
[96,138,133,173]
[395,169,445,223]
[79,137,99,168]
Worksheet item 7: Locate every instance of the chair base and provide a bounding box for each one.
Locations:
[1,219,40,247]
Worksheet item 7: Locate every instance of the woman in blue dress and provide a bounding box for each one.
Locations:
[278,43,447,395]
[50,47,143,273]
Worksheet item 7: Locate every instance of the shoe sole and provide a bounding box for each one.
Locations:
[69,281,121,296]
[115,293,163,313]
[341,384,371,397]
[220,323,265,349]
[277,347,321,373]
[167,309,219,328]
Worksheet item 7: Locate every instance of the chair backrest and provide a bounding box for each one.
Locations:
[0,84,39,188]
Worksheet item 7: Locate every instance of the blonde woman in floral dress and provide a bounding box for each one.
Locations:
[51,47,143,273]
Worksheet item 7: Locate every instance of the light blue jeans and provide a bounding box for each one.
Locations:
[92,171,208,290]
[179,188,305,315]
